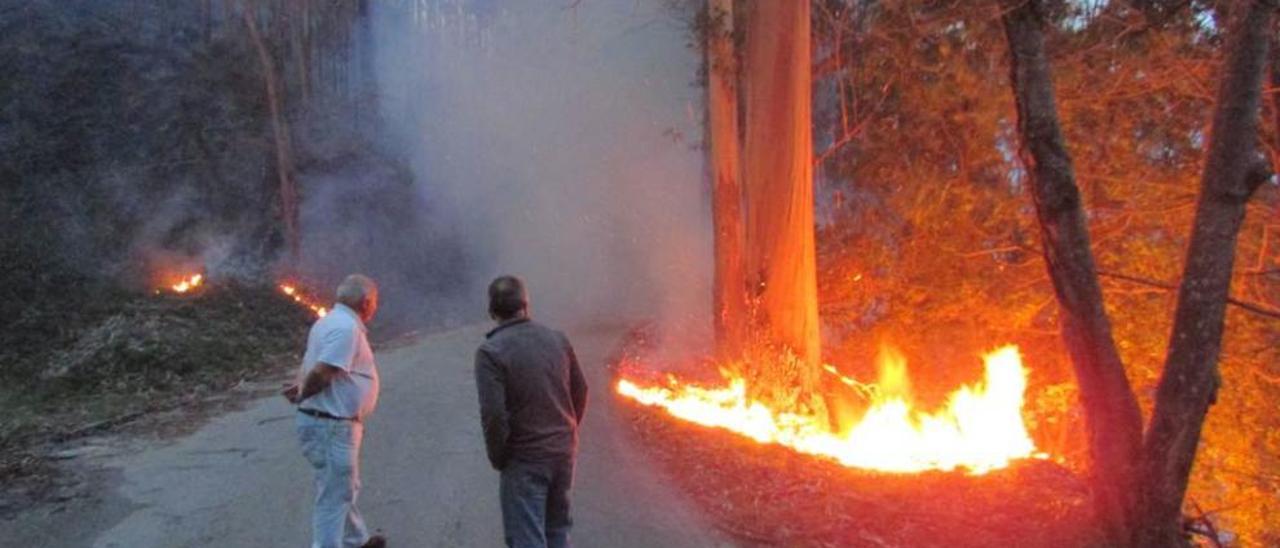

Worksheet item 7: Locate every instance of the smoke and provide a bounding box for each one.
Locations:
[3,0,713,346]
[367,0,712,341]
[295,147,473,330]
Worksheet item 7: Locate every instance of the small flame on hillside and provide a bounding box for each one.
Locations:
[280,283,328,318]
[154,273,326,318]
[162,273,204,294]
[616,345,1041,475]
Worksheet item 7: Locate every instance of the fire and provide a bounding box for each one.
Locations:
[154,273,327,318]
[279,283,328,318]
[167,273,204,294]
[616,345,1040,475]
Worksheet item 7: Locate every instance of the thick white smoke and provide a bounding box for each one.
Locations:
[370,0,712,342]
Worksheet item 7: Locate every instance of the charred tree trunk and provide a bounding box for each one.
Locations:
[1136,2,1275,545]
[741,0,822,380]
[1001,1,1144,543]
[707,0,747,360]
[241,1,302,268]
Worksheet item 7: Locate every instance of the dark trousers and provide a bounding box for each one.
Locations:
[499,456,575,548]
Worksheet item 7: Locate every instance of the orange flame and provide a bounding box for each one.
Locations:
[279,284,328,318]
[167,273,204,294]
[616,345,1041,475]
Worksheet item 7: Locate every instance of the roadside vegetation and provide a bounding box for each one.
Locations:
[0,279,311,513]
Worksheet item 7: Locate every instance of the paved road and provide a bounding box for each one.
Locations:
[6,325,730,547]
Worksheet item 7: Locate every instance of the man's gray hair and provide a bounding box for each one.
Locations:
[336,274,378,308]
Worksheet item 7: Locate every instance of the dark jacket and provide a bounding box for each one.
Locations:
[474,318,588,470]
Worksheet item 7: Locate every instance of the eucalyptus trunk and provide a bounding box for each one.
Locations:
[741,0,821,383]
[707,0,747,360]
[241,1,302,268]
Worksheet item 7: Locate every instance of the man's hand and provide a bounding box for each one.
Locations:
[281,383,301,404]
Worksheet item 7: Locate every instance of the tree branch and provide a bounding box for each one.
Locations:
[1097,269,1280,321]
[814,77,894,166]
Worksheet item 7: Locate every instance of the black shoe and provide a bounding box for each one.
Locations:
[361,534,387,548]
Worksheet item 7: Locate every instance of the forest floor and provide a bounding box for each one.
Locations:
[610,331,1106,547]
[0,282,317,518]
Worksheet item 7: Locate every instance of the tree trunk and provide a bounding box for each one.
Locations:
[707,0,747,360]
[201,0,212,42]
[304,0,315,104]
[1135,2,1275,545]
[741,0,821,380]
[291,0,312,102]
[1000,1,1144,543]
[241,1,302,268]
[1271,22,1280,198]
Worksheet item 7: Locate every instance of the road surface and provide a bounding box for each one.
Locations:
[3,325,731,547]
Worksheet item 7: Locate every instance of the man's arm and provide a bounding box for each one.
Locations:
[283,363,343,404]
[284,326,356,404]
[474,348,510,470]
[297,363,343,402]
[566,339,588,425]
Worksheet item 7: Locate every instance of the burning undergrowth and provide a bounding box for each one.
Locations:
[610,327,1101,546]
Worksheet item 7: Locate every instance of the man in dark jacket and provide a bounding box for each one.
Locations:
[474,275,588,548]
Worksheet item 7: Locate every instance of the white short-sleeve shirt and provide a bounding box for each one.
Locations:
[298,303,379,420]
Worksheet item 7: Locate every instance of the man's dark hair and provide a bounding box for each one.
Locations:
[488,275,528,320]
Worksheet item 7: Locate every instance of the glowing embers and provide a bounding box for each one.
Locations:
[161,273,204,294]
[279,283,328,318]
[616,346,1040,475]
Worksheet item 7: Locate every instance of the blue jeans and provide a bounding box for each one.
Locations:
[297,413,369,548]
[499,456,575,548]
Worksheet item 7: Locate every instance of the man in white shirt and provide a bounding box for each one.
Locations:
[283,274,385,548]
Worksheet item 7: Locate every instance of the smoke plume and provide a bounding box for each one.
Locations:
[367,0,711,340]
